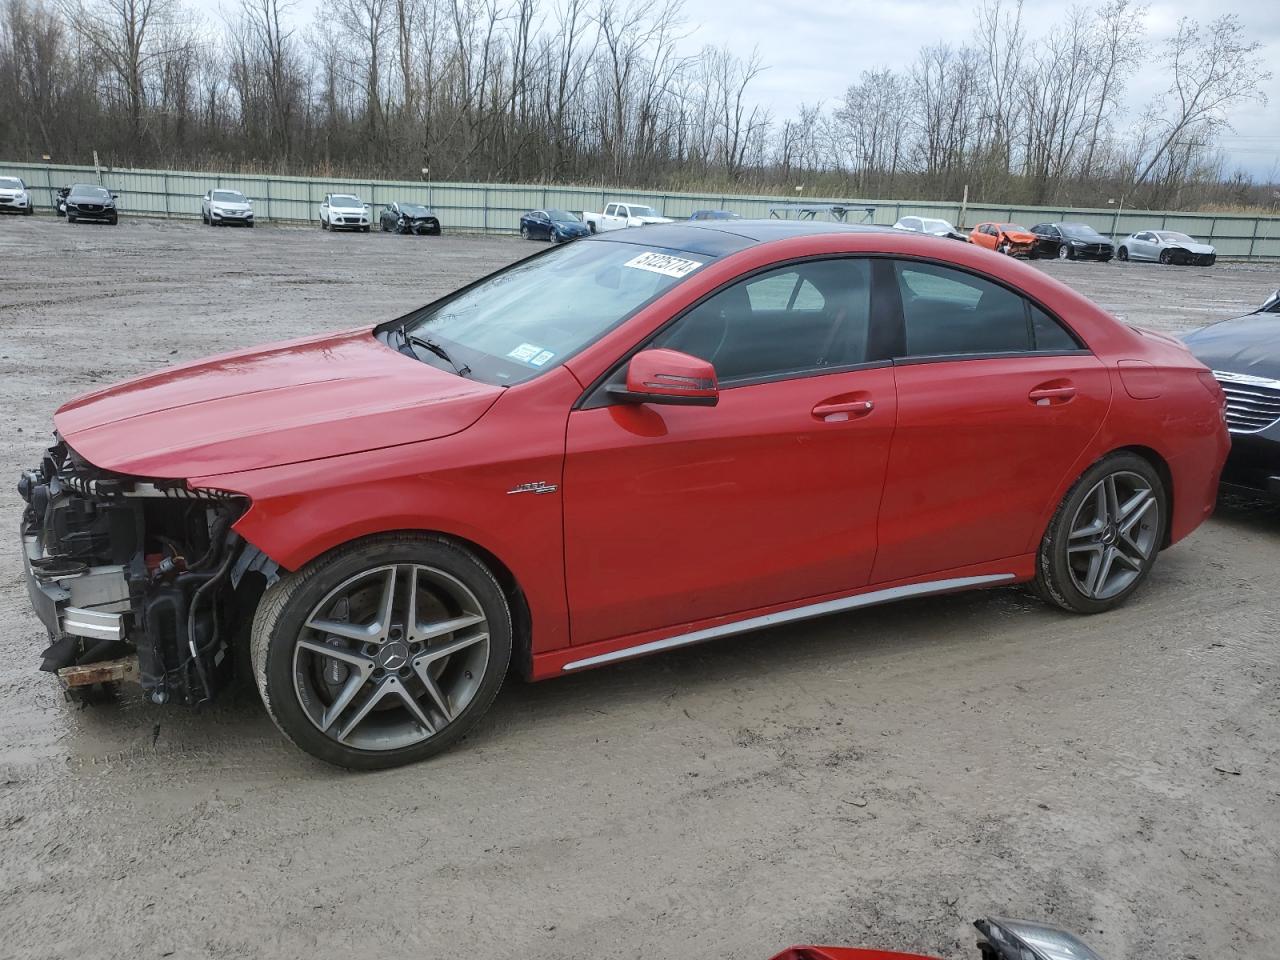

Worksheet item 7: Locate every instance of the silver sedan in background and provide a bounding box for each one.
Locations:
[892,216,968,242]
[1118,230,1216,266]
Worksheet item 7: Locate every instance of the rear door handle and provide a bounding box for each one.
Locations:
[812,399,875,422]
[1028,384,1076,405]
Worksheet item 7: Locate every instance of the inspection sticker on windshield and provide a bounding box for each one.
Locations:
[623,252,704,278]
[507,343,555,366]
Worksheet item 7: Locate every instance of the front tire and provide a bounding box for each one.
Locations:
[1033,452,1165,614]
[251,533,512,769]
[1159,249,1173,265]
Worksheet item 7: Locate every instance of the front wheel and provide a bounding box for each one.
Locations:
[1159,249,1172,265]
[251,533,512,769]
[997,242,1010,255]
[520,225,529,239]
[361,225,370,233]
[1033,452,1165,614]
[321,218,328,230]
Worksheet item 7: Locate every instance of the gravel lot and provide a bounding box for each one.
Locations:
[1,216,1277,960]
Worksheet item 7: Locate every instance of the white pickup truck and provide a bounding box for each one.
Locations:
[581,201,674,233]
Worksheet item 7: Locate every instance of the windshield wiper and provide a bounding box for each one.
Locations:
[404,331,471,378]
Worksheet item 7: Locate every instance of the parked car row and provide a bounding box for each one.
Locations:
[0,174,1235,266]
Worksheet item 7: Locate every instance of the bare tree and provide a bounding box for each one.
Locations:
[1130,15,1270,195]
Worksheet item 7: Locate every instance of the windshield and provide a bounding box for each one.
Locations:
[921,219,952,232]
[627,205,659,218]
[1159,231,1194,242]
[0,177,22,190]
[212,190,245,203]
[400,204,430,216]
[330,195,362,206]
[548,209,577,222]
[1061,223,1102,237]
[999,224,1027,232]
[72,185,109,199]
[398,239,709,386]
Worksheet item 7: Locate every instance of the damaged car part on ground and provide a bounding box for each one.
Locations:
[17,221,1229,769]
[19,439,273,705]
[767,916,1104,960]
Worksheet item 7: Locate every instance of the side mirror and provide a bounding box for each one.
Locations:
[609,349,718,407]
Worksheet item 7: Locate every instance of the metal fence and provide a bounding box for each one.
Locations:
[5,159,1280,259]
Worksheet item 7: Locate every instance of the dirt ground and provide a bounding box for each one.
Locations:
[1,216,1277,960]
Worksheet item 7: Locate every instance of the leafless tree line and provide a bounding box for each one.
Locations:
[0,0,1271,207]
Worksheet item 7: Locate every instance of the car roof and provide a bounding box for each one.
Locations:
[589,220,894,257]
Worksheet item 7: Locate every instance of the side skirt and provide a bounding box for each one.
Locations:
[531,559,1033,679]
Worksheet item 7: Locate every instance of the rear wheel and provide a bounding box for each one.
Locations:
[251,533,512,769]
[1057,244,1071,260]
[1033,452,1165,614]
[1117,246,1128,261]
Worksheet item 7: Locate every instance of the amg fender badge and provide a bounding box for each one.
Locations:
[507,481,558,495]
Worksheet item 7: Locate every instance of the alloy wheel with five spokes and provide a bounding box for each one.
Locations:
[1034,452,1165,613]
[1065,471,1158,600]
[252,534,511,769]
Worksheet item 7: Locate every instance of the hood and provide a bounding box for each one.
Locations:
[1182,312,1280,380]
[55,329,503,479]
[330,203,366,213]
[1003,229,1036,242]
[1171,241,1215,254]
[635,216,675,225]
[0,188,23,197]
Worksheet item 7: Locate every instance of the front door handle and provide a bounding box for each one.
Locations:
[812,398,875,422]
[1028,383,1076,405]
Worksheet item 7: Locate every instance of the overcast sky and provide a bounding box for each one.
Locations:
[675,0,1279,180]
[208,0,1279,181]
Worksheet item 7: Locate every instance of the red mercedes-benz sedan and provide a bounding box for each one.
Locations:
[20,221,1229,767]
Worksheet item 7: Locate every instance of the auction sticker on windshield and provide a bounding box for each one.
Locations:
[507,343,555,366]
[623,252,704,278]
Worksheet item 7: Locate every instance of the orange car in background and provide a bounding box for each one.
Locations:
[970,222,1037,257]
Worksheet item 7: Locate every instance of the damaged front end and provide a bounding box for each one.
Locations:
[18,437,272,705]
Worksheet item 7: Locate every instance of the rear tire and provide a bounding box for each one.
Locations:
[1057,244,1071,260]
[1117,246,1128,261]
[1033,452,1166,614]
[251,533,512,769]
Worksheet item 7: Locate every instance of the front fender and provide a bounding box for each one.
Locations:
[192,367,583,655]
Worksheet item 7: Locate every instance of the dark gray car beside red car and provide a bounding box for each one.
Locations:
[1184,289,1280,499]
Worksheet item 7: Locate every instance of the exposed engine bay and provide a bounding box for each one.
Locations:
[18,437,272,704]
